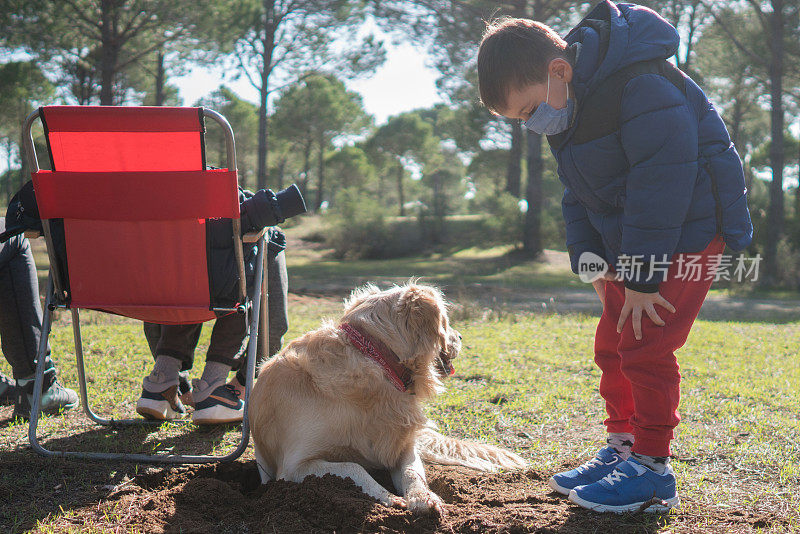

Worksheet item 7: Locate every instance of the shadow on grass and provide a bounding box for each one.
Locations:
[29,417,240,457]
[290,248,580,291]
[0,420,241,533]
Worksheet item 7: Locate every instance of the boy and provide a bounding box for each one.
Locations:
[477,1,752,513]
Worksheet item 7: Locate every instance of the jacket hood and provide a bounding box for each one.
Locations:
[566,1,680,100]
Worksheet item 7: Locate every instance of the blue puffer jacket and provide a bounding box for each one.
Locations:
[552,0,753,287]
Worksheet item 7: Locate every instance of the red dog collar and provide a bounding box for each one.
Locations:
[338,323,413,392]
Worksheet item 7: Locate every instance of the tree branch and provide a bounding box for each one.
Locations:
[61,0,103,35]
[743,0,769,32]
[114,35,179,72]
[235,49,262,91]
[700,1,767,66]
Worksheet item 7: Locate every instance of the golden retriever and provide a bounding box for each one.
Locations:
[248,282,527,514]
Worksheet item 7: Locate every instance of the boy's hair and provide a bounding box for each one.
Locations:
[477,17,568,115]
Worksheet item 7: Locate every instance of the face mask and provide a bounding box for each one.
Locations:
[523,74,575,135]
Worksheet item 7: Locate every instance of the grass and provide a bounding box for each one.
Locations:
[2,297,798,531]
[4,218,799,532]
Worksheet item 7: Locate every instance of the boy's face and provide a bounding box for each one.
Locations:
[498,58,573,122]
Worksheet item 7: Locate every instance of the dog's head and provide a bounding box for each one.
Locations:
[341,282,460,397]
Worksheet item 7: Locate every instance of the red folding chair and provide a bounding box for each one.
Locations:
[22,106,266,463]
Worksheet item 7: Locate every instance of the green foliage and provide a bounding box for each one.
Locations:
[472,191,524,244]
[271,73,370,208]
[324,187,394,259]
[325,145,377,195]
[0,0,219,105]
[197,86,260,188]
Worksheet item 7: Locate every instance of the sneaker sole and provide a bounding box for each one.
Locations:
[192,404,243,425]
[136,398,183,421]
[568,489,680,513]
[548,477,573,496]
[13,398,79,419]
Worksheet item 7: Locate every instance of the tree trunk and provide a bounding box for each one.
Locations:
[155,47,165,106]
[18,128,29,185]
[432,171,445,244]
[397,164,405,216]
[256,2,277,190]
[99,0,118,105]
[301,139,312,201]
[796,129,800,220]
[5,138,13,201]
[316,134,325,211]
[276,157,286,190]
[523,130,543,256]
[506,120,522,198]
[765,0,785,283]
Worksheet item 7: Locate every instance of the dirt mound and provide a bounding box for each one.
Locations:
[72,461,783,533]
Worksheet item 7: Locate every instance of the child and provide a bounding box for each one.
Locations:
[477,1,752,513]
[136,186,304,424]
[136,228,289,424]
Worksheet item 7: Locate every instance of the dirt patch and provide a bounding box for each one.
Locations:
[52,461,785,534]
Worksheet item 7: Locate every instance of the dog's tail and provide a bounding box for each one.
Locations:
[415,426,527,472]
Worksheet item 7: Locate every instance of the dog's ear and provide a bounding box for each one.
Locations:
[397,285,447,361]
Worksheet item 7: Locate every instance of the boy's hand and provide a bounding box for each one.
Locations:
[616,288,676,340]
[590,273,618,304]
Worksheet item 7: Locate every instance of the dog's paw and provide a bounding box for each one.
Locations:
[385,495,407,509]
[406,488,445,515]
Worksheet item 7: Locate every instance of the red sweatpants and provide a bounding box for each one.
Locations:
[594,235,725,457]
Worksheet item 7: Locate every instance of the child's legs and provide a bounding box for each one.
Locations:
[142,322,201,372]
[594,280,634,434]
[0,232,55,380]
[619,236,725,457]
[206,313,248,370]
[194,313,246,398]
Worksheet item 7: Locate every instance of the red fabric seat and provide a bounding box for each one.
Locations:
[32,106,240,324]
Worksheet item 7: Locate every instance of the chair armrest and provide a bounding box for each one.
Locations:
[242,227,268,243]
[24,231,42,239]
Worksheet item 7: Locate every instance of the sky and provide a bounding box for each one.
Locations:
[172,37,445,126]
[1,35,445,174]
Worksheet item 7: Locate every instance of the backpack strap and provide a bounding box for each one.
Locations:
[548,58,687,149]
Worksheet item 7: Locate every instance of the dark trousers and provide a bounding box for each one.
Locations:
[0,219,55,381]
[143,250,289,385]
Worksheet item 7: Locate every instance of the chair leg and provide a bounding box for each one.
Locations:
[72,308,106,425]
[221,233,266,462]
[72,307,90,419]
[28,275,57,457]
[25,241,267,463]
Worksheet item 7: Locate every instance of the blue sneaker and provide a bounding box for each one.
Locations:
[568,457,680,513]
[548,447,626,495]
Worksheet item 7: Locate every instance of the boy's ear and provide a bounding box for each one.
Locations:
[549,57,573,83]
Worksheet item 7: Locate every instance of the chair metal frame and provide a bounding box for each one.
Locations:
[22,107,265,464]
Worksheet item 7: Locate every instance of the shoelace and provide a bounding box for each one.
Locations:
[601,468,629,485]
[575,456,604,474]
